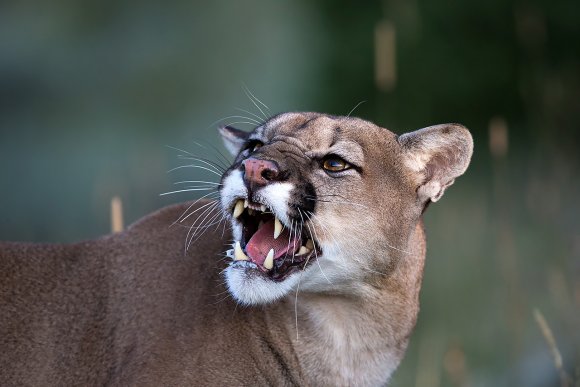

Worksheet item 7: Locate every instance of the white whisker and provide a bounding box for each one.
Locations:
[299,209,331,284]
[167,164,223,177]
[346,100,366,117]
[161,187,218,196]
[242,83,272,116]
[167,145,228,172]
[172,192,220,225]
[179,198,219,223]
[235,107,266,124]
[187,203,221,251]
[204,114,261,130]
[223,120,262,128]
[241,84,268,120]
[173,180,221,186]
[190,141,232,170]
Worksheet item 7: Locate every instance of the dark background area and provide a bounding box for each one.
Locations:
[0,0,578,385]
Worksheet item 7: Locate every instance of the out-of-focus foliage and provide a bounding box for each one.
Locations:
[0,0,578,385]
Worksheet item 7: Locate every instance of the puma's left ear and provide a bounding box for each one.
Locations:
[218,125,249,156]
[398,124,473,203]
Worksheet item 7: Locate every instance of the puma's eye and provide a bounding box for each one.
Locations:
[322,157,350,172]
[246,141,263,153]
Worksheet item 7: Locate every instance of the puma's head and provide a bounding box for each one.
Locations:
[219,112,473,305]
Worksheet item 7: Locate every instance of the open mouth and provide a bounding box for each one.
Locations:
[229,199,320,281]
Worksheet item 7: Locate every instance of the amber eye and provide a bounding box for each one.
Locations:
[322,157,350,172]
[246,141,263,153]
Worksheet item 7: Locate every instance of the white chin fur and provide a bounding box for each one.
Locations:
[224,264,302,306]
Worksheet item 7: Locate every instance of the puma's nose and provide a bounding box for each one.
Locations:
[242,158,280,186]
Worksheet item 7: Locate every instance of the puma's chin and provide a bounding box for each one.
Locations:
[224,264,304,305]
[223,198,322,305]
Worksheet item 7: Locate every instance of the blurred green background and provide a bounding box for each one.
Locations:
[0,0,578,385]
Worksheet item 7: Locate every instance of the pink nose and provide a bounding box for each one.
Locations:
[242,158,280,186]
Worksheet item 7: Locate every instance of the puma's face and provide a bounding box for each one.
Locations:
[219,112,473,305]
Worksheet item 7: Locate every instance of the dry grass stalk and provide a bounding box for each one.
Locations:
[489,116,509,159]
[533,308,572,387]
[110,196,124,233]
[374,20,396,92]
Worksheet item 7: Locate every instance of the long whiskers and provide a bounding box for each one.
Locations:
[190,141,232,171]
[298,209,331,284]
[346,100,366,117]
[164,143,229,254]
[166,145,229,172]
[204,114,262,130]
[241,83,271,119]
[167,164,223,177]
[186,202,226,252]
[235,107,266,125]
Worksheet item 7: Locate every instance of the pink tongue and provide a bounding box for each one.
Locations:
[246,219,300,266]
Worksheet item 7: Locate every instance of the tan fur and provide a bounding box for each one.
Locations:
[0,112,472,386]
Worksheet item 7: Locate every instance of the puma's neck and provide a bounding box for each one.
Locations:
[279,221,426,385]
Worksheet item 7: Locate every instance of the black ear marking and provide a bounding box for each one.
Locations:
[218,125,250,156]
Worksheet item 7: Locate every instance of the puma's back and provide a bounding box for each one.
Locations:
[1,204,305,385]
[0,112,472,386]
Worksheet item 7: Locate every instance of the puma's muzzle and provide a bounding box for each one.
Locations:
[228,198,320,281]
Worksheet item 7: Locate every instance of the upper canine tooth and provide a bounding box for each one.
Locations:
[264,248,274,270]
[260,204,267,212]
[305,239,314,250]
[234,241,249,261]
[273,217,283,239]
[233,200,244,218]
[297,246,310,256]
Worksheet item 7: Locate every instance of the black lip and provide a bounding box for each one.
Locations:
[231,247,320,282]
[269,248,319,281]
[229,198,321,281]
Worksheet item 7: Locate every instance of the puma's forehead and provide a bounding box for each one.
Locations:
[252,112,399,163]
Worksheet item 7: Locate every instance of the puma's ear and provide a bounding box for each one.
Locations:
[218,125,249,156]
[398,124,473,203]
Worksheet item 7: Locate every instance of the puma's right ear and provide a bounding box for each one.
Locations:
[218,125,249,156]
[398,124,473,203]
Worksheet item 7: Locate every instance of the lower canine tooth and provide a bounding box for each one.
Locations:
[233,200,244,218]
[297,246,310,256]
[273,217,283,239]
[305,239,314,250]
[234,242,249,261]
[264,248,274,270]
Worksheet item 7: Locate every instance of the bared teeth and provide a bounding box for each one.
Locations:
[243,199,249,208]
[260,204,267,212]
[264,248,274,270]
[305,239,314,250]
[232,200,244,219]
[297,246,310,256]
[273,217,283,239]
[234,241,249,261]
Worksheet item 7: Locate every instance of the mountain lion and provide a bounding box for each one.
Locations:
[0,112,473,386]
